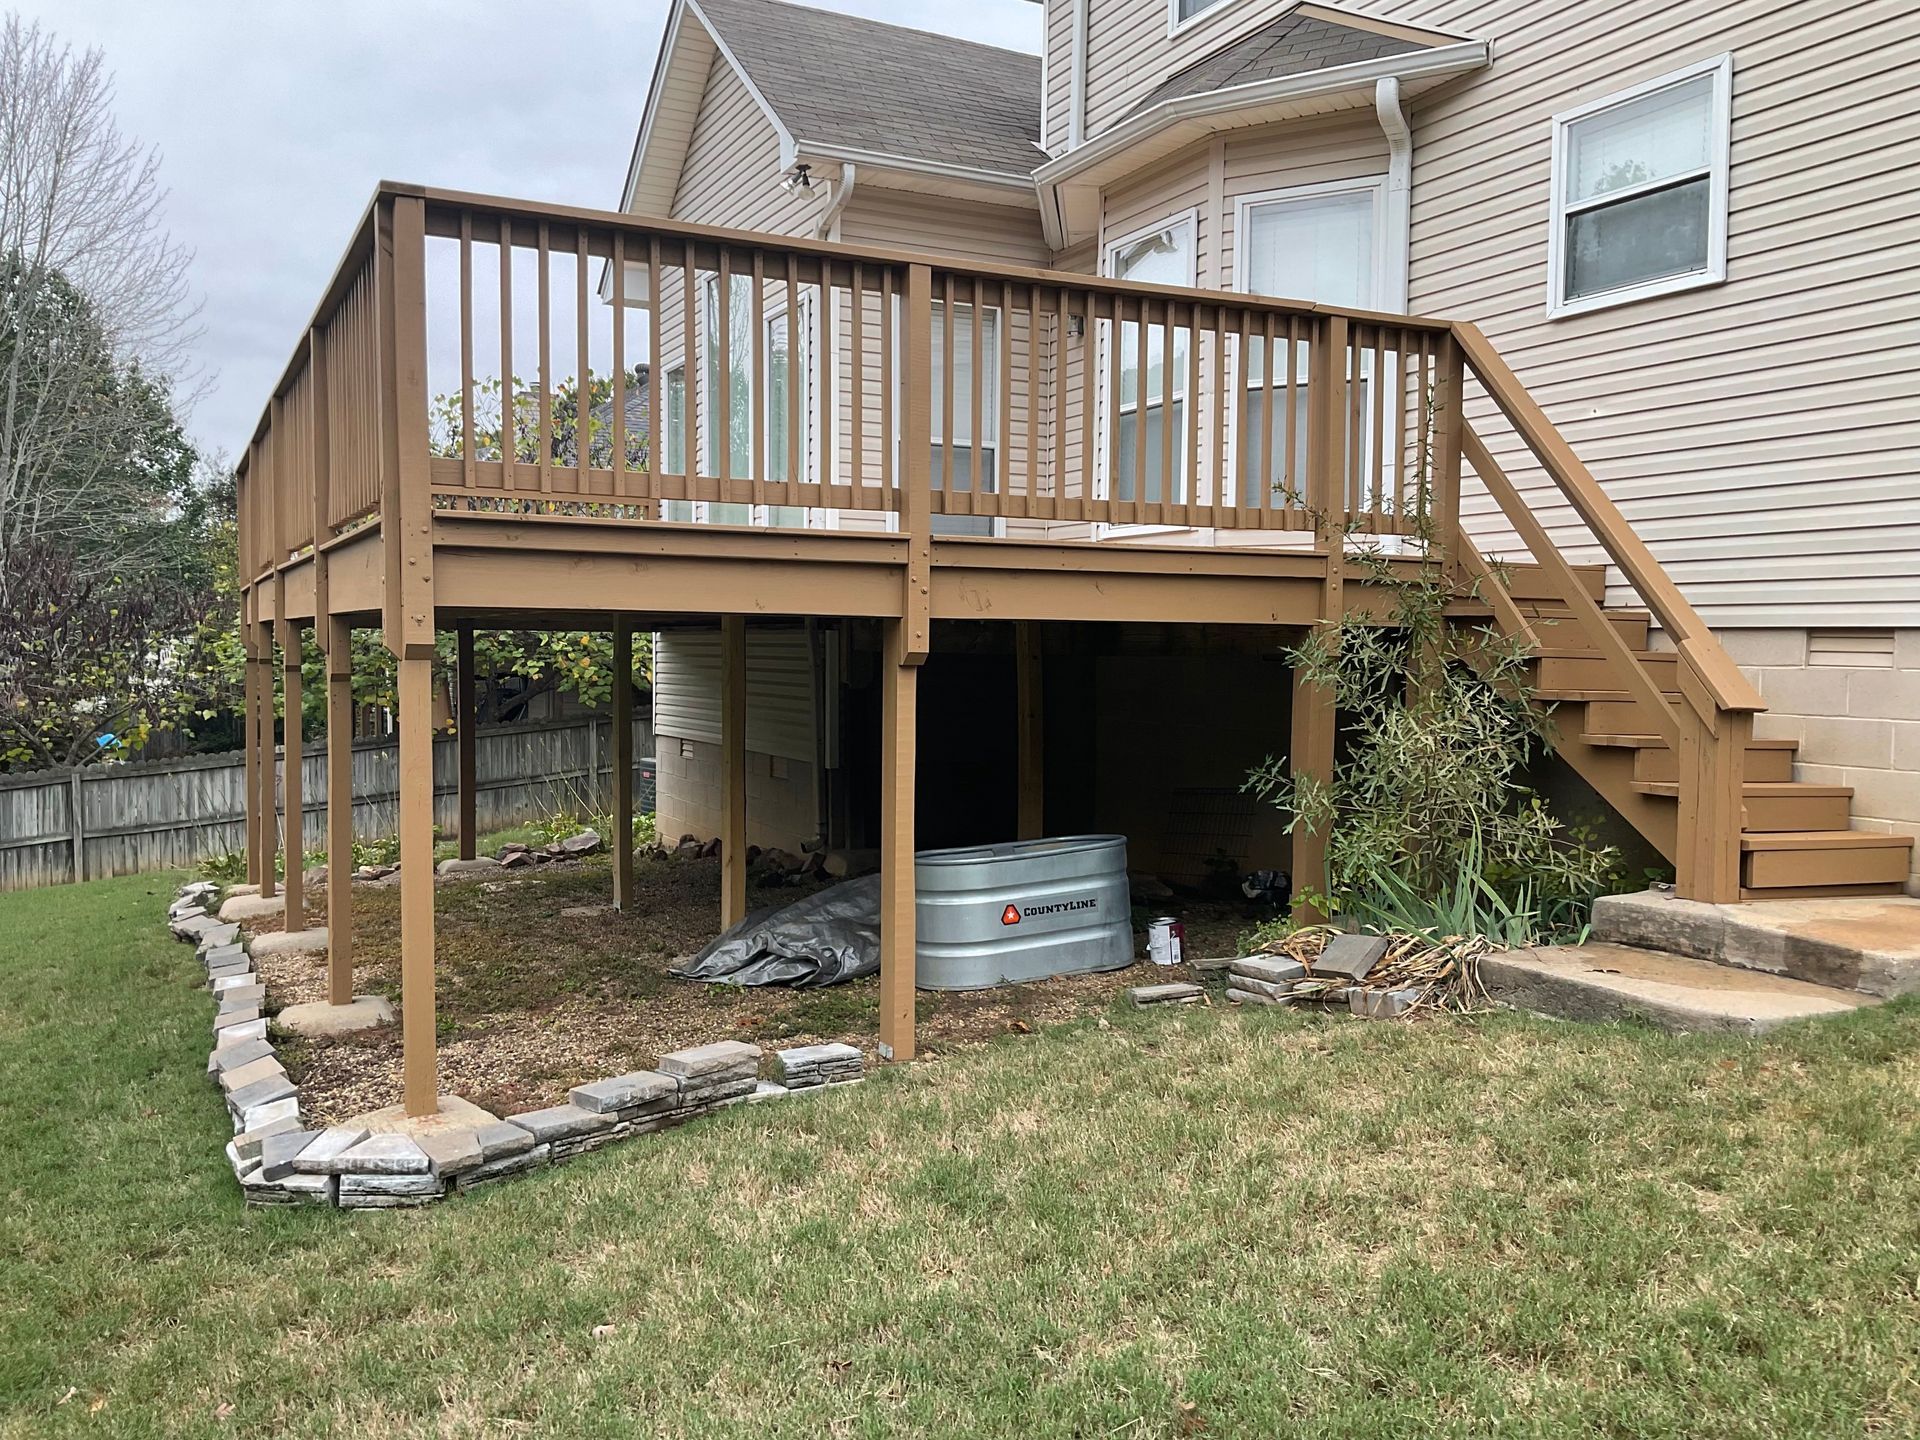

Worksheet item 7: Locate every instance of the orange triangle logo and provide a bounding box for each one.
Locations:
[1000,904,1022,926]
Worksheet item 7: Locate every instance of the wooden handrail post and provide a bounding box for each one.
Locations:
[899,263,934,666]
[279,617,305,932]
[455,624,477,862]
[1430,329,1466,580]
[1676,710,1748,903]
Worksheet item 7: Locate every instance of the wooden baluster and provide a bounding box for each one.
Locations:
[1160,301,1177,523]
[576,226,591,495]
[751,251,766,509]
[819,258,836,506]
[459,217,476,491]
[537,221,552,494]
[879,266,894,506]
[647,236,664,510]
[499,227,514,487]
[611,231,628,501]
[968,276,984,522]
[787,255,803,500]
[849,262,864,507]
[941,273,956,521]
[681,244,699,505]
[715,248,732,503]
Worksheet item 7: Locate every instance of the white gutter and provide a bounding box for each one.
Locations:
[814,161,857,240]
[795,141,1035,195]
[1375,75,1411,314]
[1069,0,1089,148]
[1034,40,1487,190]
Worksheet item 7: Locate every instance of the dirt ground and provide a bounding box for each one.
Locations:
[259,853,1259,1123]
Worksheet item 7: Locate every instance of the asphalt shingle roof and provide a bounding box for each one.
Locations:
[1127,11,1427,118]
[695,0,1044,179]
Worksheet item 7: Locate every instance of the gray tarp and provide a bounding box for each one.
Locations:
[670,875,882,988]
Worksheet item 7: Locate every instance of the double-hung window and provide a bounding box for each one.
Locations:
[929,301,1000,536]
[1549,55,1732,317]
[669,275,814,527]
[1102,212,1196,524]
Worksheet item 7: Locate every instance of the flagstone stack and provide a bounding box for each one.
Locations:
[769,1042,865,1090]
[659,1041,763,1113]
[1224,955,1307,1007]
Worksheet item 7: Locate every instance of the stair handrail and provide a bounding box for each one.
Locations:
[1449,322,1766,728]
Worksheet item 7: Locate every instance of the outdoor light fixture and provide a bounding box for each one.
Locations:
[783,163,812,192]
[1068,314,1085,339]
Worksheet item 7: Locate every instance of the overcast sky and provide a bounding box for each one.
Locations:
[14,0,1042,458]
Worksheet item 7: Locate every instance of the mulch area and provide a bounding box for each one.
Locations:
[259,854,1258,1124]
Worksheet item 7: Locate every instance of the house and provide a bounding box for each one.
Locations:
[232,0,1916,1114]
[635,0,1920,893]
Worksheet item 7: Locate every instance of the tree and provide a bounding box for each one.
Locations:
[0,535,236,769]
[0,16,201,579]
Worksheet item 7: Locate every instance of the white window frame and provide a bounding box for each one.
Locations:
[1233,177,1394,516]
[1167,0,1253,41]
[691,274,827,529]
[1098,206,1200,538]
[1546,53,1733,320]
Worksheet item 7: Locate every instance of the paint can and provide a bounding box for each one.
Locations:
[1147,916,1185,967]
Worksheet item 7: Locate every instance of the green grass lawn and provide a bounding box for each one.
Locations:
[3,873,1917,1438]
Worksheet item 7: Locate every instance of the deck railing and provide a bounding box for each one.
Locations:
[236,184,1767,902]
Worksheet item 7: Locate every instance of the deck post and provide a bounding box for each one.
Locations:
[396,654,437,1115]
[377,190,440,1117]
[611,620,636,911]
[879,618,919,1061]
[1286,315,1351,920]
[324,617,354,1006]
[1016,621,1044,840]
[255,621,279,901]
[455,624,477,860]
[1676,708,1748,904]
[278,619,305,931]
[242,618,261,888]
[720,614,748,929]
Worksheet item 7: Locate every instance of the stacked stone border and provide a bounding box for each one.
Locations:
[166,881,866,1209]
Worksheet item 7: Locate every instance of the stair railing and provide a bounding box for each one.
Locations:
[1447,322,1765,904]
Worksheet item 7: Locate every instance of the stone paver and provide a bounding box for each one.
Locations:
[291,1127,370,1174]
[508,1104,616,1143]
[570,1071,676,1115]
[657,1041,761,1079]
[335,1134,432,1174]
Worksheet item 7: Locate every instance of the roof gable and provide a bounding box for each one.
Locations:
[1128,9,1427,119]
[696,0,1043,179]
[622,0,1043,217]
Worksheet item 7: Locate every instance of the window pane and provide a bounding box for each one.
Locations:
[1178,0,1224,17]
[765,506,807,528]
[708,502,752,525]
[664,368,686,475]
[1244,192,1375,310]
[702,279,753,479]
[1239,387,1311,505]
[1111,400,1185,504]
[932,305,998,445]
[767,313,791,483]
[1566,176,1711,299]
[931,444,997,495]
[1567,74,1714,203]
[1112,224,1193,409]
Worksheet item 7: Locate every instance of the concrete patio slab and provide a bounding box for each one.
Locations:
[250,927,328,959]
[218,893,285,924]
[342,1094,500,1142]
[1483,942,1875,1036]
[1592,889,1920,997]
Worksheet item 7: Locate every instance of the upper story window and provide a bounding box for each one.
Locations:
[1548,55,1732,318]
[1170,0,1237,35]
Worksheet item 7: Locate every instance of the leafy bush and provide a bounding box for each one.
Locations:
[1247,537,1616,947]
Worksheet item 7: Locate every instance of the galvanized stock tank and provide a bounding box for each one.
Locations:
[915,834,1133,990]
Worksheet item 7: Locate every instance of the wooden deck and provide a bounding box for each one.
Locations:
[232,184,1907,1116]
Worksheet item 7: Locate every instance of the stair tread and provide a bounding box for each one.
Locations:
[1740,830,1915,852]
[1534,647,1673,661]
[1581,732,1798,750]
[1632,781,1853,798]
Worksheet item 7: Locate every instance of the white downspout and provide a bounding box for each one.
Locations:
[1069,0,1089,148]
[814,161,856,240]
[1375,76,1412,313]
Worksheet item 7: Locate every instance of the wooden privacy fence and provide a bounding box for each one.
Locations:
[0,715,655,892]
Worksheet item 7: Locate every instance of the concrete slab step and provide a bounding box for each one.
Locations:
[1482,942,1874,1035]
[1592,888,1920,997]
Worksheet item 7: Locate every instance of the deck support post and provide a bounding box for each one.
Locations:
[879,618,919,1062]
[242,619,262,888]
[720,614,748,930]
[278,619,305,930]
[254,621,278,901]
[324,618,354,1006]
[1016,621,1043,840]
[612,620,636,911]
[455,624,477,860]
[1287,314,1352,921]
[396,654,437,1116]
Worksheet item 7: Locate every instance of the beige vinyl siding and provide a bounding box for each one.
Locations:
[1331,0,1920,627]
[1044,0,1076,153]
[668,55,814,234]
[653,628,816,761]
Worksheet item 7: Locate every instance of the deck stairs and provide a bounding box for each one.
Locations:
[1458,578,1914,900]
